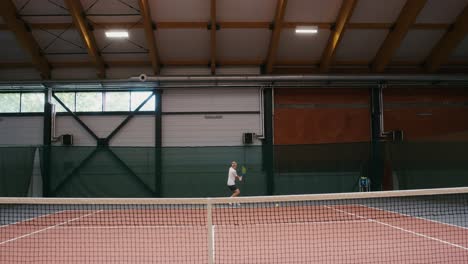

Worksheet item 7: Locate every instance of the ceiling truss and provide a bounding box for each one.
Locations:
[319,0,357,73]
[138,0,160,75]
[424,3,468,72]
[0,0,466,77]
[265,0,288,74]
[371,0,427,73]
[65,0,106,78]
[0,0,51,79]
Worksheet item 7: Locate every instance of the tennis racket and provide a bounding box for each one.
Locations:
[240,165,247,183]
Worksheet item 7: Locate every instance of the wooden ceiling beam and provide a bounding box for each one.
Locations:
[273,66,468,75]
[2,59,466,69]
[0,62,38,69]
[276,60,319,66]
[411,23,450,30]
[54,60,153,68]
[138,0,160,75]
[371,0,427,73]
[64,0,106,78]
[1,21,454,31]
[0,0,51,79]
[346,23,392,30]
[282,22,332,29]
[424,4,468,73]
[319,0,357,73]
[219,22,270,29]
[265,0,288,74]
[210,0,217,74]
[156,22,207,29]
[161,60,264,66]
[0,22,142,30]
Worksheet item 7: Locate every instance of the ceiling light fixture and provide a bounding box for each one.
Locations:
[105,30,129,38]
[295,25,318,34]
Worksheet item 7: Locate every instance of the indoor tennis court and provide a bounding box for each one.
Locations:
[1,0,468,263]
[1,189,468,263]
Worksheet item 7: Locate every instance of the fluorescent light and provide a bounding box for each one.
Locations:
[295,26,318,34]
[105,30,129,38]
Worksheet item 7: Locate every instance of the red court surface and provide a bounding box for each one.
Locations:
[1,205,467,263]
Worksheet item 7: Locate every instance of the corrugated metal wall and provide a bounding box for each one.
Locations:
[0,117,43,145]
[0,88,262,147]
[163,88,261,146]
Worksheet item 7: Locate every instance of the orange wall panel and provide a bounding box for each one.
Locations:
[274,109,370,144]
[384,88,468,141]
[274,88,371,145]
[384,87,468,103]
[384,107,468,140]
[275,88,370,104]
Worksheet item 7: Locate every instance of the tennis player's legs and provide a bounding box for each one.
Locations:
[228,185,240,197]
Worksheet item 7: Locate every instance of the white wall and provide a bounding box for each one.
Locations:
[162,88,262,146]
[163,88,260,112]
[163,114,261,146]
[0,87,264,147]
[0,116,43,145]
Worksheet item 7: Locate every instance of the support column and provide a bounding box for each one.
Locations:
[155,90,163,197]
[42,88,53,197]
[370,84,385,191]
[262,87,274,195]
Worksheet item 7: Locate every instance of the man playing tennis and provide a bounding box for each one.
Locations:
[227,161,242,197]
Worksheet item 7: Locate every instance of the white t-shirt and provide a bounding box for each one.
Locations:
[227,167,237,186]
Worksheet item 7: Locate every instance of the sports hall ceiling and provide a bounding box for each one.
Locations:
[0,0,467,79]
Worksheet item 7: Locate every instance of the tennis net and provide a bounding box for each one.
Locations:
[1,187,467,263]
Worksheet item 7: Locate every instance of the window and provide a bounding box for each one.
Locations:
[21,93,44,112]
[1,90,156,113]
[105,92,130,111]
[0,94,20,112]
[53,93,76,112]
[131,92,155,111]
[76,92,102,112]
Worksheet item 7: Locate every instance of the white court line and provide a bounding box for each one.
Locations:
[0,210,66,228]
[54,225,209,229]
[359,204,468,231]
[49,220,369,229]
[0,210,103,245]
[325,206,468,251]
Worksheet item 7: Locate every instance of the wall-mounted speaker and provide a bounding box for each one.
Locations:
[61,134,73,146]
[392,130,404,142]
[243,133,254,144]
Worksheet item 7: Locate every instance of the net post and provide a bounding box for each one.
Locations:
[207,198,215,264]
